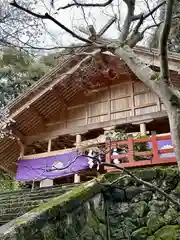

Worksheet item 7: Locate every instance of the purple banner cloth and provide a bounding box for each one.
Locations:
[16,151,89,181]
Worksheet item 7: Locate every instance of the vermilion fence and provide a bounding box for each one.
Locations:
[105,134,177,171]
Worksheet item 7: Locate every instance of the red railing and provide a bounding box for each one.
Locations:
[105,134,176,171]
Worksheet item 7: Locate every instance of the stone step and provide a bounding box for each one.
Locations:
[0,213,25,221]
[0,220,12,226]
[0,188,70,204]
[0,198,48,210]
[0,183,79,200]
[0,183,80,227]
[0,204,39,215]
[0,205,40,226]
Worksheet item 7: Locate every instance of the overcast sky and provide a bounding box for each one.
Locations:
[12,0,159,50]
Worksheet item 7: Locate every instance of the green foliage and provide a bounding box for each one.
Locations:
[0,168,22,191]
[106,130,151,160]
[0,47,59,107]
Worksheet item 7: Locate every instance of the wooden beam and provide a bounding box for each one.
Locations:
[26,111,168,144]
[22,148,74,160]
[132,119,154,125]
[51,88,67,108]
[10,126,26,143]
[17,139,25,159]
[76,135,106,148]
[3,51,100,125]
[134,46,180,72]
[30,106,46,130]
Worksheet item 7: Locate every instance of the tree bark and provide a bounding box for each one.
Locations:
[167,106,180,169]
[113,45,180,169]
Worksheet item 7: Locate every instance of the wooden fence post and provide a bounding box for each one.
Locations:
[105,140,111,164]
[151,132,159,163]
[127,137,134,162]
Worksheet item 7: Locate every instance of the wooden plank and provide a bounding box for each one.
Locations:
[17,139,25,159]
[134,151,153,156]
[22,148,75,160]
[157,97,161,111]
[159,148,174,154]
[10,126,26,143]
[30,106,46,131]
[156,135,171,141]
[26,111,168,143]
[127,137,134,162]
[105,140,111,164]
[134,46,180,72]
[3,50,101,125]
[104,158,177,171]
[130,81,135,116]
[108,87,111,120]
[151,134,159,164]
[51,88,67,108]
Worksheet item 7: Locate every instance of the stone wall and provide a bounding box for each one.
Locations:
[0,177,107,240]
[105,166,180,240]
[0,167,180,240]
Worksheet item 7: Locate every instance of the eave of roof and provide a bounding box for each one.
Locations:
[7,46,180,113]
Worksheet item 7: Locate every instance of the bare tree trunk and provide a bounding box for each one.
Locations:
[114,45,180,169]
[167,106,180,169]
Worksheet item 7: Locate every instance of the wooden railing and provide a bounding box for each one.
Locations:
[105,134,177,171]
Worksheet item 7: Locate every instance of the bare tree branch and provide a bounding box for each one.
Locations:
[57,0,114,11]
[10,0,92,44]
[131,1,166,36]
[159,0,175,85]
[143,1,166,21]
[98,16,116,37]
[102,162,180,209]
[132,1,165,21]
[49,150,180,209]
[120,0,135,41]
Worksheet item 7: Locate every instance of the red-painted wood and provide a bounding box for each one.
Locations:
[105,134,177,171]
[127,137,134,162]
[105,140,111,164]
[151,134,159,164]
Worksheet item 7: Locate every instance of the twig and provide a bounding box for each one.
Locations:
[78,153,180,209]
[57,0,114,10]
[10,0,92,44]
[133,1,165,34]
[102,162,180,209]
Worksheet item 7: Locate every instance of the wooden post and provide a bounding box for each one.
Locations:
[74,133,81,183]
[48,139,52,152]
[104,126,116,164]
[127,136,134,162]
[17,139,25,159]
[40,139,53,188]
[74,173,81,183]
[151,131,159,163]
[76,134,81,150]
[140,123,146,136]
[105,140,111,164]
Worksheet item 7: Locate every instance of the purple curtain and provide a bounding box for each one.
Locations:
[16,151,89,181]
